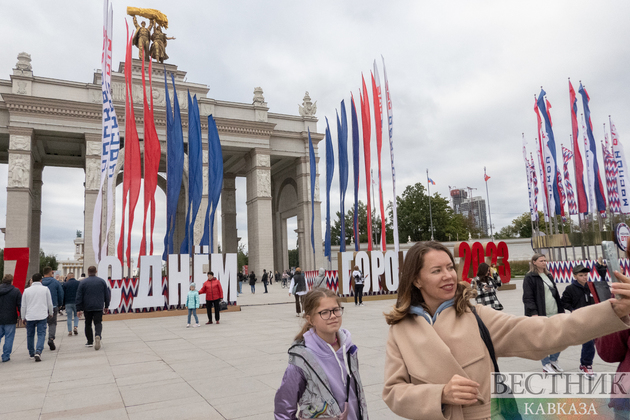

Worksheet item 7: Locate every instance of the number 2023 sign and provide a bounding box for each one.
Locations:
[454,241,511,284]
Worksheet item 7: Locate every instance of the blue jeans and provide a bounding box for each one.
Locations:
[0,324,16,362]
[66,303,79,331]
[187,309,198,324]
[251,284,255,293]
[581,340,596,366]
[541,352,560,366]
[238,281,242,294]
[26,319,48,356]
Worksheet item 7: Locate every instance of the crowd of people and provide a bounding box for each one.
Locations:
[0,265,110,362]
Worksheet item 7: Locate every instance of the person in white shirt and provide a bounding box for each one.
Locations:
[21,273,53,362]
[352,266,367,306]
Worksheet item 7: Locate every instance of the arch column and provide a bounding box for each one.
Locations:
[221,174,238,253]
[5,127,34,277]
[245,149,273,275]
[83,134,101,272]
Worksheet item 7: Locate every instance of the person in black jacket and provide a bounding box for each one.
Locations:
[523,253,565,373]
[262,269,269,293]
[62,273,80,336]
[561,264,596,379]
[0,274,21,362]
[76,266,111,351]
[595,257,608,281]
[249,271,257,294]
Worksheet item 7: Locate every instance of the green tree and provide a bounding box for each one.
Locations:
[331,201,382,246]
[392,183,471,242]
[495,211,577,239]
[237,243,248,272]
[288,249,300,268]
[39,249,58,273]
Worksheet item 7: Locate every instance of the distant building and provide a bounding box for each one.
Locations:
[450,188,488,236]
[57,233,84,278]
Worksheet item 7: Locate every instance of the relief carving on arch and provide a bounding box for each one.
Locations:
[257,170,271,198]
[8,154,30,188]
[256,153,270,168]
[9,135,31,151]
[86,141,102,156]
[85,158,101,190]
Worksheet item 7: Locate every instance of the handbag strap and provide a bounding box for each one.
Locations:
[471,307,500,373]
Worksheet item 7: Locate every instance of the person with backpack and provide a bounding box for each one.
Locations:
[352,265,366,306]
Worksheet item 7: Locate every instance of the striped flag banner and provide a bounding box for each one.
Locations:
[522,134,536,221]
[529,154,539,218]
[561,146,578,215]
[536,149,549,222]
[382,56,399,253]
[602,135,621,214]
[610,118,630,213]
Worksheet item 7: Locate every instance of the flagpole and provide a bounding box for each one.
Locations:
[484,167,494,241]
[427,169,435,241]
[370,169,378,246]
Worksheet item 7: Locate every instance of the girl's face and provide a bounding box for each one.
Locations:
[414,250,457,314]
[190,285,195,291]
[306,297,343,338]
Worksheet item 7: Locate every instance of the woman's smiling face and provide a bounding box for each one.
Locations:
[414,250,458,314]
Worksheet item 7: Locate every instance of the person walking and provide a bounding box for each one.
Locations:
[249,271,257,294]
[62,272,80,336]
[595,257,608,281]
[41,266,63,351]
[352,265,366,306]
[275,270,281,286]
[523,253,566,373]
[313,268,327,289]
[0,274,21,362]
[186,282,200,328]
[561,264,597,379]
[471,262,503,310]
[199,272,224,325]
[281,270,289,288]
[262,270,269,293]
[289,267,307,317]
[76,266,111,351]
[237,271,244,295]
[274,288,369,419]
[21,273,53,362]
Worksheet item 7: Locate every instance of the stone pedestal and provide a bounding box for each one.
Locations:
[246,150,273,275]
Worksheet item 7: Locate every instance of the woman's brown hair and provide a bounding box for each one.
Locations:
[385,241,474,325]
[295,288,342,341]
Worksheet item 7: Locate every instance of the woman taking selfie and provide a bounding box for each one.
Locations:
[275,288,368,419]
[470,262,503,311]
[382,241,630,420]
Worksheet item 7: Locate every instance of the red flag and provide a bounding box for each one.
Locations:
[138,57,162,257]
[569,80,588,213]
[360,75,373,251]
[484,174,490,182]
[117,23,142,270]
[371,67,386,252]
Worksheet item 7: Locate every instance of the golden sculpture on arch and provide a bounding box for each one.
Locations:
[127,7,174,62]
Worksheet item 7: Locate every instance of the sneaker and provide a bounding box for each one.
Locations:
[550,361,564,373]
[296,314,301,317]
[359,303,365,306]
[29,354,34,358]
[194,324,200,328]
[68,332,73,336]
[216,320,220,324]
[94,336,101,351]
[34,353,41,362]
[48,339,56,351]
[542,363,556,373]
[580,365,596,380]
[85,343,93,347]
[206,321,212,325]
[186,324,190,328]
[73,327,78,335]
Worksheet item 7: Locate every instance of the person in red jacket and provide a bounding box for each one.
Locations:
[198,272,223,325]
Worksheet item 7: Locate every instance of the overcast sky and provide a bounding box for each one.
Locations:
[2,0,630,261]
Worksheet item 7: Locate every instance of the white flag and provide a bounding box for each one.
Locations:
[611,118,630,214]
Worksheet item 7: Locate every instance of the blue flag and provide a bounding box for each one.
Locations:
[163,72,184,260]
[325,118,335,262]
[201,115,223,251]
[337,102,349,252]
[578,83,607,213]
[536,89,561,216]
[350,96,360,251]
[180,93,203,254]
[308,129,316,259]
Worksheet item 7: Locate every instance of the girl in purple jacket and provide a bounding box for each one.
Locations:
[274,288,368,420]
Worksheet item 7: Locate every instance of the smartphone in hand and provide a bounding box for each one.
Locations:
[602,241,622,299]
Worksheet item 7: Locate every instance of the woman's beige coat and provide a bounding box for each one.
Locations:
[383,302,630,420]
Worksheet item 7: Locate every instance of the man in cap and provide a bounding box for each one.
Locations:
[561,264,596,379]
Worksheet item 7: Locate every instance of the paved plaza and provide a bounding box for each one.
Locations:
[1,279,621,419]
